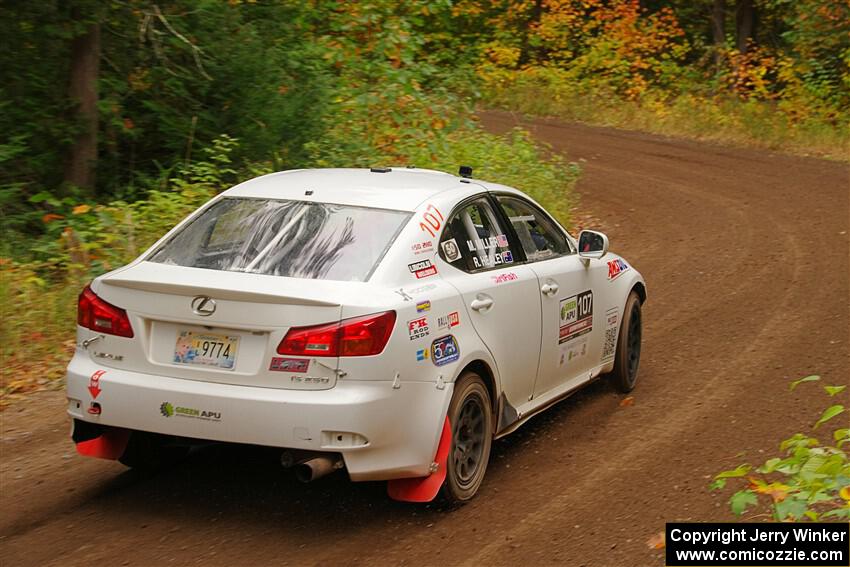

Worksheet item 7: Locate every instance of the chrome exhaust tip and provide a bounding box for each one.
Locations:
[294,454,344,483]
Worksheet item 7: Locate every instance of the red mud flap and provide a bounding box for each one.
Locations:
[75,427,130,460]
[387,417,451,503]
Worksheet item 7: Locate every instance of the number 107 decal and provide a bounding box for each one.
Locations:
[419,204,444,238]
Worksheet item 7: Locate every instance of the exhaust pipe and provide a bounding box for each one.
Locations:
[295,454,344,483]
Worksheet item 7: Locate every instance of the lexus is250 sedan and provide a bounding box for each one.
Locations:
[67,166,646,503]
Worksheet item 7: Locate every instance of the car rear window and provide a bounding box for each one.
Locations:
[148,198,410,281]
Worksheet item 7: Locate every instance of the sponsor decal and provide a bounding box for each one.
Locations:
[431,335,460,367]
[601,307,619,362]
[436,311,460,330]
[559,336,588,367]
[416,348,430,361]
[408,259,437,279]
[269,357,309,373]
[408,259,432,273]
[416,300,431,313]
[491,272,519,284]
[160,401,221,421]
[406,283,437,295]
[411,240,434,255]
[441,238,461,263]
[607,258,629,280]
[559,290,593,344]
[408,317,430,340]
[418,204,444,238]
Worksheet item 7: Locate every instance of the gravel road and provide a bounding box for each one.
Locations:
[2,111,848,566]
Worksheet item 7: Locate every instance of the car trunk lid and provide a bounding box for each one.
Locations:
[89,262,344,390]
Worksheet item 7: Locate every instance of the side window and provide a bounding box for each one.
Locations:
[496,196,571,261]
[439,198,516,272]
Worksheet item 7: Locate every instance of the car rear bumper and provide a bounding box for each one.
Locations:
[66,350,452,481]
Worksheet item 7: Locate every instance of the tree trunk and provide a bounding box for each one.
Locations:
[735,0,755,53]
[711,0,726,66]
[712,0,726,46]
[517,0,543,67]
[64,20,100,193]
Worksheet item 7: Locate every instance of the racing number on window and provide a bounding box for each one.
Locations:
[419,204,444,237]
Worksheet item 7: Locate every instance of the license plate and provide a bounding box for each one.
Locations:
[173,331,239,370]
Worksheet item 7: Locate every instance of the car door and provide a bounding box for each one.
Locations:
[494,195,606,399]
[437,196,542,415]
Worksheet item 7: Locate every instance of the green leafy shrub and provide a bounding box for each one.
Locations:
[711,376,850,521]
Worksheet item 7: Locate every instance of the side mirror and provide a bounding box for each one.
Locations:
[578,230,609,262]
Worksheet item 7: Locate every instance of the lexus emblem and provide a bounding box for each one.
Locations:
[191,295,216,316]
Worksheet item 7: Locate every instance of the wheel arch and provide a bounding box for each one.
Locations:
[459,359,499,427]
[631,281,647,304]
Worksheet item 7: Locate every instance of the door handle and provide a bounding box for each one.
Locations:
[541,283,559,296]
[470,297,494,312]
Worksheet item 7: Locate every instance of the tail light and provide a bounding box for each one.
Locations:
[77,285,134,338]
[277,311,396,357]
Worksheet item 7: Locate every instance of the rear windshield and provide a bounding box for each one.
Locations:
[148,198,410,281]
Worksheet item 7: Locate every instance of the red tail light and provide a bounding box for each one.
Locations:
[77,285,134,338]
[277,311,396,357]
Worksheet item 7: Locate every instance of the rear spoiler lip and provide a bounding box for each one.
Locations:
[101,279,341,307]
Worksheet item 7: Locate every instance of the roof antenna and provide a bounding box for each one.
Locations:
[458,165,473,178]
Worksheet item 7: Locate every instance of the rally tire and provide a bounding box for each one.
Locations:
[611,291,642,393]
[441,371,493,503]
[118,431,189,470]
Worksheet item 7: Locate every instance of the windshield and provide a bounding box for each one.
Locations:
[148,198,410,281]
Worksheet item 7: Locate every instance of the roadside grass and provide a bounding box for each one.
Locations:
[484,84,850,161]
[0,263,81,408]
[0,123,579,408]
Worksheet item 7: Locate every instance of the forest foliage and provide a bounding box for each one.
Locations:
[474,0,849,154]
[1,0,848,401]
[3,1,848,237]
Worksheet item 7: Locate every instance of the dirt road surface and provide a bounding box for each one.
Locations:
[2,111,848,566]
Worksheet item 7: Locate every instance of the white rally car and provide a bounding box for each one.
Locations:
[67,167,645,502]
